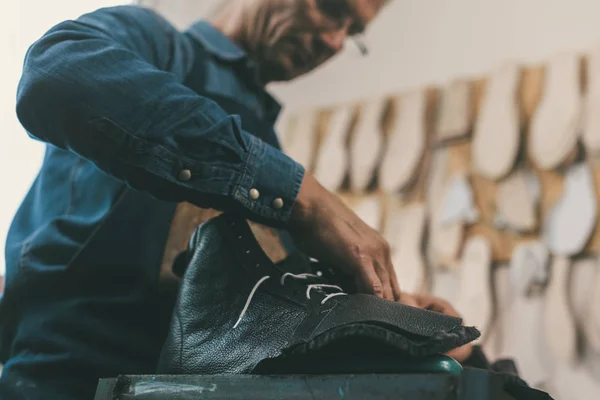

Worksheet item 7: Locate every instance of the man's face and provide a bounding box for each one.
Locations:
[254,0,386,82]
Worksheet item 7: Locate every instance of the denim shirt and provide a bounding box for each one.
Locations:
[0,5,304,388]
[14,5,304,226]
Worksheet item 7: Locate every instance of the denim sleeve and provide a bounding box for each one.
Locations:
[15,5,304,228]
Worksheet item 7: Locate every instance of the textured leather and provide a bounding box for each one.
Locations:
[156,214,480,375]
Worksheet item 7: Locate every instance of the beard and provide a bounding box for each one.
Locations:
[258,36,336,82]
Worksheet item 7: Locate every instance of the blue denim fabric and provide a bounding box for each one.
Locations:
[0,5,305,399]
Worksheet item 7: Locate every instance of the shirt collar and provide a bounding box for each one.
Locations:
[185,21,282,123]
[185,21,247,62]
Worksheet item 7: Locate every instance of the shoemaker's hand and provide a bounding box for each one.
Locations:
[288,173,401,302]
[401,293,474,362]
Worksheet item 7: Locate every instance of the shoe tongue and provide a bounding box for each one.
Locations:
[275,251,313,274]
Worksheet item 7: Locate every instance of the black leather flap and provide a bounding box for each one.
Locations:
[315,294,463,338]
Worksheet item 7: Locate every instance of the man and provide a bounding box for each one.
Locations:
[0,1,470,398]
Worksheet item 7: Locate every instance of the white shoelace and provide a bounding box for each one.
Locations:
[233,272,347,329]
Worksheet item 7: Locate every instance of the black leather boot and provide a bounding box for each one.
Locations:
[157,214,480,375]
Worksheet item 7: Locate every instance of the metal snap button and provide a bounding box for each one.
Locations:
[272,198,284,209]
[249,188,260,200]
[178,169,192,181]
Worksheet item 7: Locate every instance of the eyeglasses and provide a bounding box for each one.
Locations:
[316,0,365,34]
[353,36,368,56]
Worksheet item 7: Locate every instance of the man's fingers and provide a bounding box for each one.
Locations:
[385,252,401,301]
[382,278,394,301]
[374,260,394,301]
[445,343,473,363]
[399,293,419,307]
[358,263,385,299]
[389,271,401,301]
[381,239,400,301]
[414,294,461,317]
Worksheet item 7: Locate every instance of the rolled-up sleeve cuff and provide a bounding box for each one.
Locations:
[233,135,304,227]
